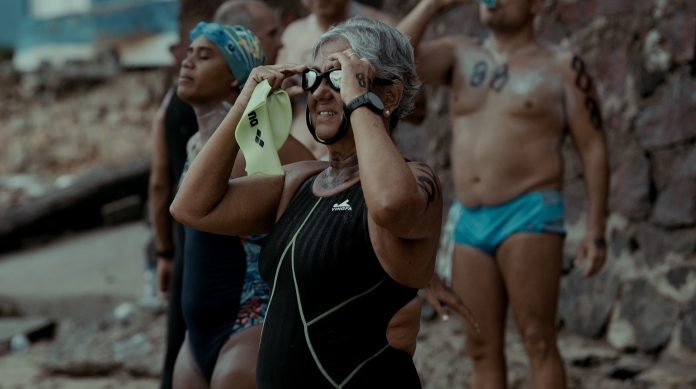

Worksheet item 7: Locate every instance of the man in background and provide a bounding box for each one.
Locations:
[399,0,609,387]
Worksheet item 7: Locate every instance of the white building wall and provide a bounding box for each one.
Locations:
[29,0,90,19]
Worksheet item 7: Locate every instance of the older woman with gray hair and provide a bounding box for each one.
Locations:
[171,17,441,388]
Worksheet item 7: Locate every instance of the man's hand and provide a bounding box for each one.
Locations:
[425,274,479,333]
[156,258,174,300]
[574,234,607,277]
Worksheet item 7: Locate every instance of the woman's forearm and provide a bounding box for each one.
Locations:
[350,110,422,230]
[170,94,251,225]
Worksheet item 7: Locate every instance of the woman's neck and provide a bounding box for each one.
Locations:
[315,150,360,193]
[194,101,232,140]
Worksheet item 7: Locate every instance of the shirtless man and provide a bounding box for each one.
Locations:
[277,0,396,159]
[399,0,609,387]
[213,0,283,64]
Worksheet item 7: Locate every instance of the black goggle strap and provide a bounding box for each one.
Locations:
[305,104,350,145]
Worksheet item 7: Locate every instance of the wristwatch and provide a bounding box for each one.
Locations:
[345,91,384,118]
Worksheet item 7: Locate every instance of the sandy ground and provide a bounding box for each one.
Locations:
[0,222,159,388]
[0,222,691,389]
[0,347,158,389]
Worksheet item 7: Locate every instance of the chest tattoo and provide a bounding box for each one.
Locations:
[469,60,509,93]
[469,61,488,87]
[489,64,509,92]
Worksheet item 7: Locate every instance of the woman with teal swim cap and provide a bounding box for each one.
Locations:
[173,21,313,389]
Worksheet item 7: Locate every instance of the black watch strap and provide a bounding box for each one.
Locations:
[345,92,384,118]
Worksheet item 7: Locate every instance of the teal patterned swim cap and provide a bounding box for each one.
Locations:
[190,22,266,87]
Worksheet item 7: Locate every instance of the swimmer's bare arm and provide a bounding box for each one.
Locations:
[558,51,609,277]
[149,90,174,256]
[398,0,467,85]
[360,5,398,26]
[229,136,316,178]
[171,64,310,236]
[425,274,479,331]
[331,50,443,287]
[149,90,175,298]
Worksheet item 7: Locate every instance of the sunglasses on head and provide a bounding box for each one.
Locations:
[301,68,393,93]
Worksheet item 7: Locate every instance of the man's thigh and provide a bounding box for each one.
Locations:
[451,244,507,342]
[496,233,563,328]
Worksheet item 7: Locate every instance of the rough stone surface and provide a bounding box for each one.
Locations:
[609,152,651,221]
[563,177,588,225]
[681,147,696,178]
[559,270,620,338]
[637,356,696,387]
[619,280,681,352]
[606,307,637,351]
[635,72,696,149]
[666,266,696,291]
[636,223,673,267]
[651,178,696,227]
[681,297,696,351]
[0,71,161,209]
[651,143,695,192]
[42,311,163,378]
[656,10,696,64]
[0,317,55,354]
[597,0,654,16]
[608,225,634,258]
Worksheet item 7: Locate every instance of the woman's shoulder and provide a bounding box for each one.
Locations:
[275,160,327,218]
[284,159,328,172]
[283,160,327,188]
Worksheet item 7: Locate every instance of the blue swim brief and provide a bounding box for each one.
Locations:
[452,190,566,255]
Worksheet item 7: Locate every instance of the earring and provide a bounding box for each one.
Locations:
[384,109,391,117]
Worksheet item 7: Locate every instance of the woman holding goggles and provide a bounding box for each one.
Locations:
[172,17,442,388]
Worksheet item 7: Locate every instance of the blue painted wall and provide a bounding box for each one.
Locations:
[15,0,179,50]
[0,0,27,49]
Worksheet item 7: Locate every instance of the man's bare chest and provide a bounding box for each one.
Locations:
[450,52,563,118]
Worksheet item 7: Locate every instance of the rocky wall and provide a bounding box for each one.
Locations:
[385,0,696,357]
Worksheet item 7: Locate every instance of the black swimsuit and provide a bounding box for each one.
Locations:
[181,228,246,381]
[257,175,421,388]
[160,85,197,389]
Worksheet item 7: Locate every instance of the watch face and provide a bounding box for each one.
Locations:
[367,92,385,110]
[346,91,385,118]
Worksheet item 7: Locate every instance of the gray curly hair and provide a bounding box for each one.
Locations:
[312,17,421,130]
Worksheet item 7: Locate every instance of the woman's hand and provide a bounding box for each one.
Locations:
[425,275,479,333]
[241,63,308,100]
[329,49,376,104]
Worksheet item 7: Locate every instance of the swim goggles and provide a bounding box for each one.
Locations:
[302,68,393,93]
[302,68,343,92]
